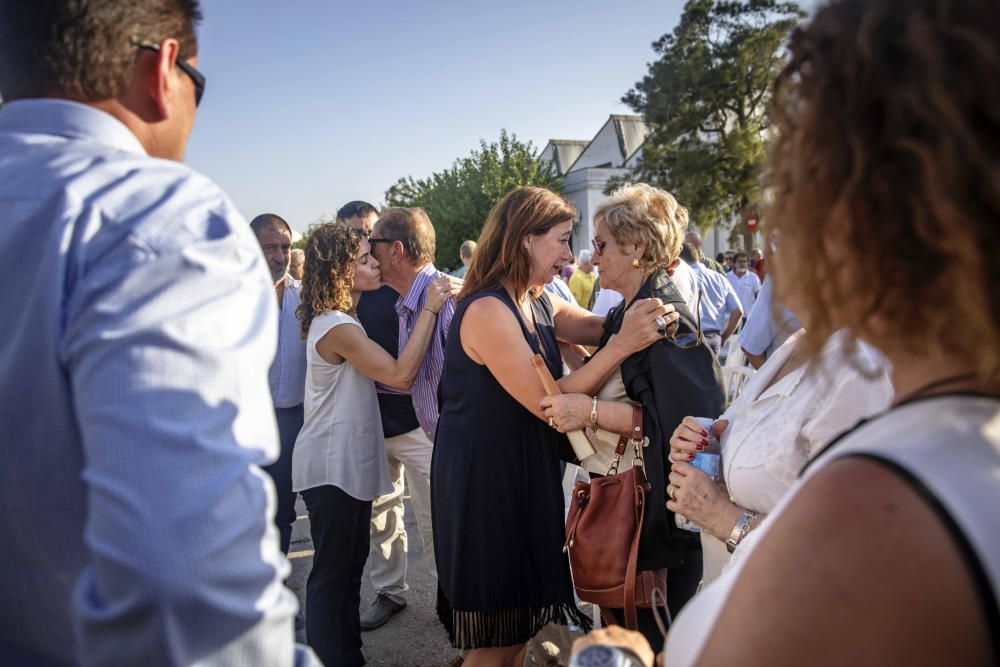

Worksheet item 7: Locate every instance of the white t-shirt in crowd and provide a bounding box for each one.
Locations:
[726,269,762,314]
[292,310,393,501]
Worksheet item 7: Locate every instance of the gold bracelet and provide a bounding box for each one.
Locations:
[589,396,599,430]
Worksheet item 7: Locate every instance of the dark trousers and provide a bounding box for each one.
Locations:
[262,404,304,554]
[301,484,372,667]
[602,547,704,654]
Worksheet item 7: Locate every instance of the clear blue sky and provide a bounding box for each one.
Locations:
[185,0,688,232]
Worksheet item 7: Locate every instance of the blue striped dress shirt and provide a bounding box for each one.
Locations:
[0,99,316,666]
[395,264,456,439]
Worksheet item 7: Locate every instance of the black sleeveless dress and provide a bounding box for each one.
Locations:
[431,289,590,649]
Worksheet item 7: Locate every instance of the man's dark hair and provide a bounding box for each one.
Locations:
[734,252,750,261]
[249,213,291,237]
[679,242,698,263]
[335,201,378,223]
[0,0,202,102]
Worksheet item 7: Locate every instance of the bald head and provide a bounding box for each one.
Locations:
[250,213,291,237]
[289,248,305,280]
[684,230,703,250]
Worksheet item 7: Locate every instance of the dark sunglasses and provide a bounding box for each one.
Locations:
[591,238,607,256]
[132,38,205,106]
[368,238,395,246]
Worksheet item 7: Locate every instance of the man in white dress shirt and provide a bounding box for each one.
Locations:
[250,214,307,556]
[727,251,762,316]
[0,1,315,665]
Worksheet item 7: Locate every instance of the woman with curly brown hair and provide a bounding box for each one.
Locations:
[291,224,455,667]
[662,0,1000,664]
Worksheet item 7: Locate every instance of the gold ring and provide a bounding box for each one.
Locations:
[548,417,555,428]
[668,486,676,501]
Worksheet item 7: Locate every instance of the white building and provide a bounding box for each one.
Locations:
[540,114,755,260]
[539,115,649,254]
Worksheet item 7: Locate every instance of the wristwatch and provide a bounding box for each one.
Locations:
[726,509,760,554]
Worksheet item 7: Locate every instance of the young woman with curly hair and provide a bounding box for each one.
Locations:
[663,0,1000,664]
[291,224,456,667]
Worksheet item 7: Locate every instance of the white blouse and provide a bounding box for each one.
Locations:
[292,311,392,501]
[701,330,893,583]
[580,369,639,475]
[666,395,1000,667]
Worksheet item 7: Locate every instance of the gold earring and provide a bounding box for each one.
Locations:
[632,258,641,268]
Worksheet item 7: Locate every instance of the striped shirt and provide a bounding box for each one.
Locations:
[396,263,456,439]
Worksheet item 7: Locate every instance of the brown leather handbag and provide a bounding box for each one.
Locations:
[563,405,667,630]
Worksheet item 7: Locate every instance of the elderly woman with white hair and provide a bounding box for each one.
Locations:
[542,183,725,651]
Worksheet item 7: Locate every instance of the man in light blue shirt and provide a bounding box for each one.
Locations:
[680,243,743,354]
[250,214,307,556]
[0,2,315,665]
[740,275,804,368]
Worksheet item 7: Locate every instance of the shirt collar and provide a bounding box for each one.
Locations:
[397,263,439,315]
[0,99,147,156]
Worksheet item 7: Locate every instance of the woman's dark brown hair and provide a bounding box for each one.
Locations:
[458,186,576,302]
[767,0,1000,388]
[296,223,363,339]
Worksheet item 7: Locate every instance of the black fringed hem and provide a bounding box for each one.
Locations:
[437,589,592,650]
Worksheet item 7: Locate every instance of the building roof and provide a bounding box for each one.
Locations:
[565,115,649,173]
[538,139,590,175]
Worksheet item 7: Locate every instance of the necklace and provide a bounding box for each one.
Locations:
[891,371,979,407]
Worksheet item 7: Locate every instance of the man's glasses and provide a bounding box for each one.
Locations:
[131,38,205,106]
[368,238,394,246]
[591,238,607,256]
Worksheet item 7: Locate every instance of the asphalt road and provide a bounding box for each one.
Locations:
[287,495,459,667]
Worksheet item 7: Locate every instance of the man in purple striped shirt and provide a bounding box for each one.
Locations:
[360,207,458,630]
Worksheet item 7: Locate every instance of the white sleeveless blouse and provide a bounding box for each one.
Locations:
[292,310,392,501]
[664,395,1000,665]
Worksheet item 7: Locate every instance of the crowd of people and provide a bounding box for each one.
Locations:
[1,0,997,666]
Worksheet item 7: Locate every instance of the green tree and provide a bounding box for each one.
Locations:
[385,130,561,269]
[622,0,802,241]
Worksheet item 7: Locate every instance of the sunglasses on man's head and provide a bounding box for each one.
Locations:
[131,38,206,106]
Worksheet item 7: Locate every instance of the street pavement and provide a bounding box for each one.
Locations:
[287,495,458,666]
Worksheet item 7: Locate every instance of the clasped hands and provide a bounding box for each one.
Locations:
[666,416,740,540]
[540,298,677,433]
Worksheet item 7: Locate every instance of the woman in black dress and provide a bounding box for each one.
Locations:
[432,186,676,666]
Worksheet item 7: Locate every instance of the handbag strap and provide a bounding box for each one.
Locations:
[621,404,645,629]
[623,476,646,629]
[608,405,645,475]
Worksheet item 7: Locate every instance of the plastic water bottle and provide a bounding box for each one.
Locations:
[675,417,722,532]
